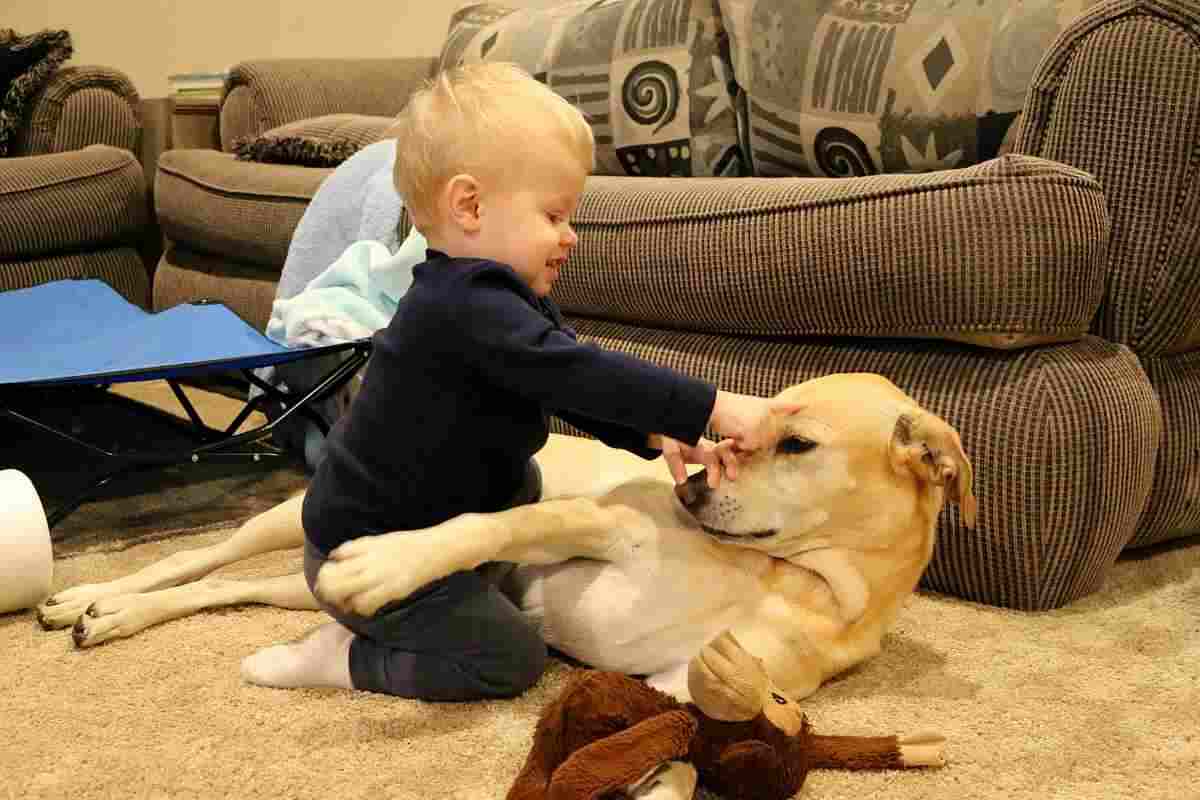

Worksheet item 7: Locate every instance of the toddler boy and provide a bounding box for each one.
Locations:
[241,63,777,701]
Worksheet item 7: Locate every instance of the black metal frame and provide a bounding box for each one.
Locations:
[1,341,371,535]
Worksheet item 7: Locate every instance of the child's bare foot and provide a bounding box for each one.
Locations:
[240,622,354,689]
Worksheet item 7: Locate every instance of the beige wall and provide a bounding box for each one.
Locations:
[7,1,561,99]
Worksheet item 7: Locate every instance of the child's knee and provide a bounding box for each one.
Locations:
[485,622,546,697]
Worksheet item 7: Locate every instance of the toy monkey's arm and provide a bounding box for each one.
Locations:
[806,731,946,770]
[547,711,697,800]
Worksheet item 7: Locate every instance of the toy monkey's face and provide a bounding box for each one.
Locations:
[762,686,805,736]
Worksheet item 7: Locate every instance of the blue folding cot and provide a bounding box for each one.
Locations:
[0,279,371,533]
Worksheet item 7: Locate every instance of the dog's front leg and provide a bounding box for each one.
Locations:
[316,497,644,617]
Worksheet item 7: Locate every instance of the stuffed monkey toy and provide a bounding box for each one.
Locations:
[508,632,945,800]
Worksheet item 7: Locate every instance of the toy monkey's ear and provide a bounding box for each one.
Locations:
[891,411,977,528]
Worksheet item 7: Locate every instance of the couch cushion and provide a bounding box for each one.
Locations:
[715,0,1097,176]
[435,1,745,178]
[233,113,395,167]
[0,144,147,260]
[553,154,1108,348]
[0,247,148,308]
[153,246,280,331]
[156,148,332,268]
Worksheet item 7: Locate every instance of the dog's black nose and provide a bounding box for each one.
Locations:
[675,469,710,508]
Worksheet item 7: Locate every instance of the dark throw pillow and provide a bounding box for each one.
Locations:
[0,28,73,156]
[233,113,396,167]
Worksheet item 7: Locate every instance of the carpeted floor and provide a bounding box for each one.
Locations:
[1,385,1197,799]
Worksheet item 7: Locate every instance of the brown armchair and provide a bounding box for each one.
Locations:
[0,65,150,306]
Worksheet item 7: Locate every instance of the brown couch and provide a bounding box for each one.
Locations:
[0,66,149,306]
[152,0,1199,611]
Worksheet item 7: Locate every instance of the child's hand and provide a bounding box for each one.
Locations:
[655,435,740,487]
[709,391,801,452]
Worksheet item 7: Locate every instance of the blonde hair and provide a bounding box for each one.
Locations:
[391,62,595,232]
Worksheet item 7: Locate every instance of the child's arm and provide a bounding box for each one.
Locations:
[555,410,663,460]
[454,276,716,446]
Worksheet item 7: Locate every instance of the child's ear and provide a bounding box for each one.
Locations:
[445,174,482,233]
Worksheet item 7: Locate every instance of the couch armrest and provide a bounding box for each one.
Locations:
[219,58,434,152]
[1010,0,1200,356]
[12,66,141,157]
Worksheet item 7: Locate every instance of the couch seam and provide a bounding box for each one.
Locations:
[157,161,320,203]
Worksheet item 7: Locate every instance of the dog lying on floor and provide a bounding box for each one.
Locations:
[38,373,974,706]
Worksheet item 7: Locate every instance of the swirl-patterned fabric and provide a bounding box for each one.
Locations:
[434,1,746,178]
[716,0,1101,176]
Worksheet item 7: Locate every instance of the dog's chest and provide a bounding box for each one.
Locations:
[509,527,769,675]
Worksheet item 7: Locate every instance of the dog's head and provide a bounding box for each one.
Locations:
[675,374,975,563]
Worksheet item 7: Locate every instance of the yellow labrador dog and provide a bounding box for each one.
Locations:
[38,373,974,705]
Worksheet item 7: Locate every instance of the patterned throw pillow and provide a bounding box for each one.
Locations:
[435,1,746,178]
[716,0,1097,177]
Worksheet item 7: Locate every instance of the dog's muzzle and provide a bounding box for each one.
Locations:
[676,468,778,541]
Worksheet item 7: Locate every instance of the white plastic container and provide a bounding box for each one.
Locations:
[0,469,53,614]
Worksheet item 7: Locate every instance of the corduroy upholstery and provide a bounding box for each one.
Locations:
[0,65,147,307]
[1008,0,1200,549]
[9,66,141,157]
[219,58,432,152]
[151,0,1198,609]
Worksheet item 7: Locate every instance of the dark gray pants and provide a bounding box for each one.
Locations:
[303,462,545,701]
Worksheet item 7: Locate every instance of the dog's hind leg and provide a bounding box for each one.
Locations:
[37,492,308,631]
[71,572,317,648]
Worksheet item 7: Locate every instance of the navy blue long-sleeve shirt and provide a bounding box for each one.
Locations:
[302,250,717,554]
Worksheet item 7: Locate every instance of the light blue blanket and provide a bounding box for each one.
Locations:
[260,138,424,468]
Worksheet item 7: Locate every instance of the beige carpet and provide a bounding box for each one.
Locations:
[1,529,1196,798]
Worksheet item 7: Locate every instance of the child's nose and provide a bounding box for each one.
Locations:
[561,224,578,248]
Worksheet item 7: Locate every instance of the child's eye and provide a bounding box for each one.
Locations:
[547,212,562,224]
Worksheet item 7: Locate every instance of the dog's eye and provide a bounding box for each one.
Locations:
[771,692,788,705]
[777,436,817,455]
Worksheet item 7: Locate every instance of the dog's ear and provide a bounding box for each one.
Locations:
[891,411,977,528]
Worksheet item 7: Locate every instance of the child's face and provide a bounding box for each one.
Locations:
[475,144,587,298]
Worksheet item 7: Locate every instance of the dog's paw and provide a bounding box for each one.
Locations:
[319,527,486,617]
[69,595,156,649]
[36,583,126,630]
[687,631,770,721]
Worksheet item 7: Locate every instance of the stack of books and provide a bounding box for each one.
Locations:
[168,71,227,113]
